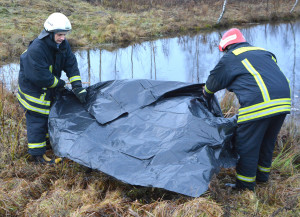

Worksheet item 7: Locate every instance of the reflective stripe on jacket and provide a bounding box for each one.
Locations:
[18,32,83,116]
[204,42,291,123]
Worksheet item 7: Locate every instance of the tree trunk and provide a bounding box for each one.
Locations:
[217,0,228,24]
[290,0,299,13]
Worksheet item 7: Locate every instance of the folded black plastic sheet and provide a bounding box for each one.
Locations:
[49,79,237,197]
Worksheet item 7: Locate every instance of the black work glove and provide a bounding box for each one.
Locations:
[56,86,66,92]
[57,79,66,88]
[73,87,87,103]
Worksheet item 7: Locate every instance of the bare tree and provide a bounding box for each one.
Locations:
[217,0,228,24]
[131,45,134,78]
[289,22,296,118]
[290,0,299,13]
[99,49,102,82]
[149,41,157,80]
[114,51,118,79]
[87,49,91,85]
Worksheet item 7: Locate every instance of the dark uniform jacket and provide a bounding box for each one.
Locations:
[17,33,82,116]
[204,42,291,124]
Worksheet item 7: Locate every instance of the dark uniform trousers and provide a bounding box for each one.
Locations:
[25,110,49,156]
[234,114,286,190]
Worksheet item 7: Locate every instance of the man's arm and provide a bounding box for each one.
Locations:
[22,48,65,89]
[203,55,234,98]
[63,41,87,103]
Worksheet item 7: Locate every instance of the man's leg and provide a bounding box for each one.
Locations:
[256,114,286,182]
[25,110,48,156]
[234,119,270,190]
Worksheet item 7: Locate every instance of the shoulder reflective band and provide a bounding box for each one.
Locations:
[236,173,256,182]
[28,141,46,149]
[18,86,51,106]
[69,76,81,83]
[204,85,214,94]
[232,47,266,55]
[242,58,270,102]
[49,76,59,88]
[17,93,50,115]
[258,165,271,173]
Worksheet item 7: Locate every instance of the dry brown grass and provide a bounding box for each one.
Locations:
[220,90,239,118]
[0,83,27,167]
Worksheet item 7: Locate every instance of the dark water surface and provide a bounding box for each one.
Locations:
[1,20,299,116]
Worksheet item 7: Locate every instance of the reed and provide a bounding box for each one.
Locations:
[220,90,239,118]
[0,82,27,167]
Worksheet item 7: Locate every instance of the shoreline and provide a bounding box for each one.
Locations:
[0,0,299,65]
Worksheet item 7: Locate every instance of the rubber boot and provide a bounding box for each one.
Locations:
[33,154,62,165]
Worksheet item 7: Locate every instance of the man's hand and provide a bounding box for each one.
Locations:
[57,79,66,88]
[73,87,87,103]
[56,86,66,92]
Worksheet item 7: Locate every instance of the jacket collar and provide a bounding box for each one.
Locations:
[227,42,251,52]
[42,34,67,53]
[38,29,50,39]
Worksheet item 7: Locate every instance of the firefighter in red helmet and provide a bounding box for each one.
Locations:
[203,28,291,190]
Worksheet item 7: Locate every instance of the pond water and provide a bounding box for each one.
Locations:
[1,20,300,116]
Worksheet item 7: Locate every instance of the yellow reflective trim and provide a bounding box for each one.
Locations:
[238,105,291,123]
[236,173,256,182]
[22,49,27,54]
[239,98,291,115]
[272,56,277,63]
[49,76,58,88]
[258,165,271,173]
[43,154,52,161]
[232,47,266,55]
[242,58,270,102]
[18,86,50,106]
[49,65,53,73]
[28,141,46,149]
[69,76,81,83]
[40,92,46,101]
[17,93,50,115]
[204,85,214,94]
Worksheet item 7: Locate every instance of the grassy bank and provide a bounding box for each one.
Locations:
[0,0,300,65]
[0,87,299,216]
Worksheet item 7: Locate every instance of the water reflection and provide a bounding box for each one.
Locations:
[1,21,299,113]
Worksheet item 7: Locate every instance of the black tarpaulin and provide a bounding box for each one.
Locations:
[49,79,237,197]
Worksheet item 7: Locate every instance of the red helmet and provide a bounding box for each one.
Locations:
[218,28,246,52]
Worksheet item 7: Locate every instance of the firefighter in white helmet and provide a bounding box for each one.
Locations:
[203,28,291,190]
[17,13,87,164]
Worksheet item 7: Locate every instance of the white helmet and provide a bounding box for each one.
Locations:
[44,12,72,32]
